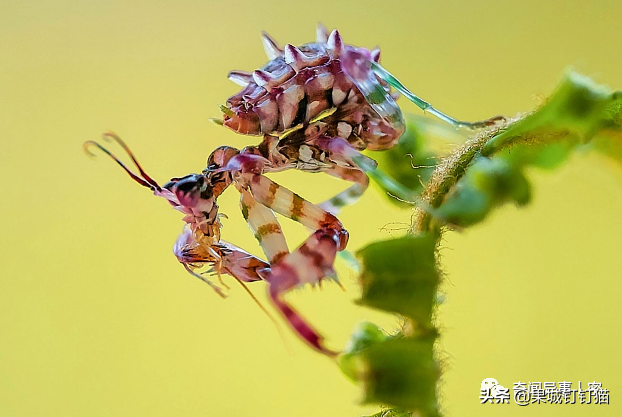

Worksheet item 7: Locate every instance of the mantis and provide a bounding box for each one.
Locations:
[86,24,502,356]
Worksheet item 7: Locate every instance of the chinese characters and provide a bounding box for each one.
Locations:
[480,379,609,405]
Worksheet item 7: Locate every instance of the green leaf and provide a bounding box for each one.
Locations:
[339,327,439,416]
[483,71,618,156]
[360,336,439,417]
[356,234,440,329]
[433,71,622,228]
[435,157,531,227]
[339,322,390,382]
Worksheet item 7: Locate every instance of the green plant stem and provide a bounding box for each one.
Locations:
[409,114,528,234]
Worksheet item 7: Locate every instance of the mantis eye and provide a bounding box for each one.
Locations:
[164,174,212,208]
[175,175,203,192]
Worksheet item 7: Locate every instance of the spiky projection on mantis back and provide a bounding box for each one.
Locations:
[219,24,502,213]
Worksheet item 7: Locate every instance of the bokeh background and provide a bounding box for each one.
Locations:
[2,1,621,416]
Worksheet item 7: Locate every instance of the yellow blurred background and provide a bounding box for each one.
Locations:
[1,0,621,416]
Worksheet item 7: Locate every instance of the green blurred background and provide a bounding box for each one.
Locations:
[1,0,621,416]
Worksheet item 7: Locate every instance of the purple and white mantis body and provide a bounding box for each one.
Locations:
[220,25,502,213]
[87,25,502,356]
